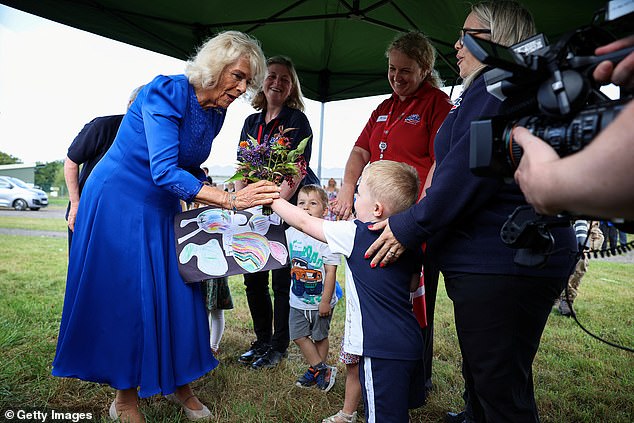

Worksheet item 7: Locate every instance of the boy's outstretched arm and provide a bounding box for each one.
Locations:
[271,198,327,243]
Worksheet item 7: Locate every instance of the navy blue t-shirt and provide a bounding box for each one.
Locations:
[323,220,424,361]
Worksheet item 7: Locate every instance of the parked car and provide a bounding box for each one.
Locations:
[0,176,49,211]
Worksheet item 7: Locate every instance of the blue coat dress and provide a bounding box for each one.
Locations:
[52,75,223,397]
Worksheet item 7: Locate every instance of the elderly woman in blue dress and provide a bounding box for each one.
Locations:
[52,31,279,423]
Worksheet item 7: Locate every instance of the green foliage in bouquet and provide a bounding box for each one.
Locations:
[227,126,310,187]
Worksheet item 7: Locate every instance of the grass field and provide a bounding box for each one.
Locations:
[0,207,632,422]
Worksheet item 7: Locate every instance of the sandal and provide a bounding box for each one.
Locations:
[322,410,358,423]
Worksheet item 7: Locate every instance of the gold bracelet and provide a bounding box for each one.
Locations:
[223,191,230,210]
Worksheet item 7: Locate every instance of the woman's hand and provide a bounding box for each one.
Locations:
[333,147,370,220]
[332,183,355,220]
[364,219,406,268]
[67,202,79,231]
[233,180,280,210]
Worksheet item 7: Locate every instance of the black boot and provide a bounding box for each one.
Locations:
[250,348,288,370]
[445,411,466,423]
[238,341,269,365]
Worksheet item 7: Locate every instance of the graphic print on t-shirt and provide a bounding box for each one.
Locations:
[290,255,324,305]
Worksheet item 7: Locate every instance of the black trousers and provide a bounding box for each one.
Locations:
[445,273,566,423]
[243,266,291,353]
[421,257,439,390]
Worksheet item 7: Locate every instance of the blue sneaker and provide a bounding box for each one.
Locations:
[295,367,317,388]
[314,363,337,392]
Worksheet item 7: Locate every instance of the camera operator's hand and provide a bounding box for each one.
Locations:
[512,127,562,215]
[593,35,634,91]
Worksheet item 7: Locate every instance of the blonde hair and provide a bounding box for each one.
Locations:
[386,31,443,89]
[252,55,305,112]
[361,161,419,215]
[298,184,328,211]
[185,30,266,99]
[462,1,536,88]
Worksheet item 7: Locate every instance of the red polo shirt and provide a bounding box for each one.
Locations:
[355,82,452,191]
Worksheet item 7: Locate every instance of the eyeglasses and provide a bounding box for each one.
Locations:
[458,28,492,47]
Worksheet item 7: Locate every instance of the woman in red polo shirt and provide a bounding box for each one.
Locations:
[333,31,451,220]
[326,31,451,423]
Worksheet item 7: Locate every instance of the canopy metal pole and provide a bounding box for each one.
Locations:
[317,101,325,182]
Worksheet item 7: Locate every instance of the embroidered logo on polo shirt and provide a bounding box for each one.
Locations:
[404,114,420,125]
[450,97,462,112]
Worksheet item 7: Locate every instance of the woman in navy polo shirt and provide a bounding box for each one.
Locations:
[365,2,577,422]
[236,55,320,370]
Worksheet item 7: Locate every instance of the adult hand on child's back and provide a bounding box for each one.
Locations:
[365,220,406,268]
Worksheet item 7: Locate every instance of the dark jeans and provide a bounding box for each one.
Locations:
[445,273,565,423]
[600,223,618,250]
[618,230,628,246]
[243,266,291,353]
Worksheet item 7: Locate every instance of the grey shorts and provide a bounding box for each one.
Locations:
[289,306,333,342]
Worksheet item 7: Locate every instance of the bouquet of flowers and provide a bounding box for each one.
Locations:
[227,126,309,215]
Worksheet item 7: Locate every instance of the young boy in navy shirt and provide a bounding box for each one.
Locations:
[272,161,425,422]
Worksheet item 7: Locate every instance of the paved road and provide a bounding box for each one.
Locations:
[0,227,67,238]
[0,206,66,219]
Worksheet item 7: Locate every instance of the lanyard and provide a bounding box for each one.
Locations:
[256,119,278,145]
[382,96,418,139]
[378,96,418,159]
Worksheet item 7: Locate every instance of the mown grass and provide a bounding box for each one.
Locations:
[0,215,67,232]
[47,197,69,208]
[0,225,632,422]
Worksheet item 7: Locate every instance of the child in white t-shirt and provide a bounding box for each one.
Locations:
[287,185,341,392]
[272,161,424,422]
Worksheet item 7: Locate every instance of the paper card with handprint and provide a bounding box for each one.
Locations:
[174,205,289,282]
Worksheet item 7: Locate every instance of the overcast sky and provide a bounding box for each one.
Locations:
[0,4,394,177]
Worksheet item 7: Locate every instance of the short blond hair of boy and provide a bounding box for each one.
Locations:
[298,184,329,211]
[361,161,420,215]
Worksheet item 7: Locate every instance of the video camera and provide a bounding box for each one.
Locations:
[465,1,633,267]
[468,2,633,179]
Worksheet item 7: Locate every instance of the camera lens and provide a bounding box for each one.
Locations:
[505,101,626,172]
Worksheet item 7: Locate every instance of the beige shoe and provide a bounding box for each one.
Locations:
[322,410,358,423]
[109,400,145,423]
[166,393,212,420]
